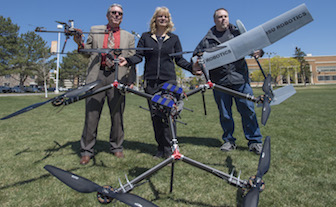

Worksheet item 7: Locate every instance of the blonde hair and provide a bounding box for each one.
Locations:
[149,7,175,34]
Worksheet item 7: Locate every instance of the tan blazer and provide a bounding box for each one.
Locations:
[84,25,135,84]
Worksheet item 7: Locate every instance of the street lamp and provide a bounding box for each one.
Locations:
[55,24,63,94]
[265,52,276,75]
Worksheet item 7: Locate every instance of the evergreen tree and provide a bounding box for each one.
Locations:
[60,51,88,87]
[0,16,20,74]
[9,31,50,86]
[294,47,310,86]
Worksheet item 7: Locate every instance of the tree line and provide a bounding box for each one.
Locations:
[0,16,87,89]
[251,48,311,86]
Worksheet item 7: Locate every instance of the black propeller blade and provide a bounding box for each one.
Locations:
[44,165,158,207]
[257,136,271,177]
[262,74,273,96]
[44,165,101,193]
[1,99,53,120]
[103,191,159,207]
[261,100,271,126]
[0,81,100,120]
[260,75,273,125]
[62,80,101,99]
[243,136,271,207]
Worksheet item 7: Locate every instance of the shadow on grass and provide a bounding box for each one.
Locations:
[177,136,251,152]
[127,167,161,200]
[0,167,81,191]
[28,139,157,164]
[165,196,231,207]
[9,145,247,206]
[178,136,222,147]
[127,166,233,207]
[236,145,250,152]
[236,188,245,207]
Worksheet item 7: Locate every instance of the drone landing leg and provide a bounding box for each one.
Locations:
[202,90,207,115]
[170,162,175,193]
[168,114,180,194]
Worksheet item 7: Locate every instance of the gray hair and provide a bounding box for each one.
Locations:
[107,3,123,15]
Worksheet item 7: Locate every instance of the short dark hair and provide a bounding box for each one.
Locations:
[213,8,228,19]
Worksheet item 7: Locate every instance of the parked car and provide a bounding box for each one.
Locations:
[0,86,12,93]
[11,85,25,93]
[38,86,46,92]
[25,85,40,93]
[59,87,68,92]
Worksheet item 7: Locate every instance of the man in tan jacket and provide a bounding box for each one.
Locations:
[74,3,135,164]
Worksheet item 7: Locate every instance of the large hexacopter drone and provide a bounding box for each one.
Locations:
[1,4,313,207]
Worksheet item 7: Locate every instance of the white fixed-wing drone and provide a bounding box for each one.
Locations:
[192,3,313,70]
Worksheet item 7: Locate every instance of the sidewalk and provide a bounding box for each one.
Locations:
[0,92,56,97]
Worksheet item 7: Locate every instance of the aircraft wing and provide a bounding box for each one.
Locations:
[270,84,296,105]
[192,3,313,70]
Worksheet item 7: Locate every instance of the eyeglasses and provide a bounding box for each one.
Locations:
[110,11,123,16]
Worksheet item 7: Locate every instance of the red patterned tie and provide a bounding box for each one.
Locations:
[108,31,115,49]
[106,31,114,68]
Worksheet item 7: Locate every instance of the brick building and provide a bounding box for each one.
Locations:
[0,74,38,87]
[2,55,336,88]
[246,55,336,86]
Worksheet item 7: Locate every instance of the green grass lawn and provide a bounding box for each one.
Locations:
[0,85,335,207]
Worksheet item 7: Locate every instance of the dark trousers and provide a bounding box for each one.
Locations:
[80,70,125,157]
[145,79,177,155]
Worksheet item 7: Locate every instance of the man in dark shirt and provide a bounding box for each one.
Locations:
[194,8,264,155]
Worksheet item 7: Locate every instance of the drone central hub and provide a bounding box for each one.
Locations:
[112,81,119,88]
[151,83,183,109]
[207,81,214,88]
[172,149,182,160]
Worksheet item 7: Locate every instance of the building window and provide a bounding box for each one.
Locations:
[5,74,11,79]
[316,65,336,72]
[318,75,336,81]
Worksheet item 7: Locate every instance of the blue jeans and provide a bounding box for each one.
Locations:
[213,83,262,145]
